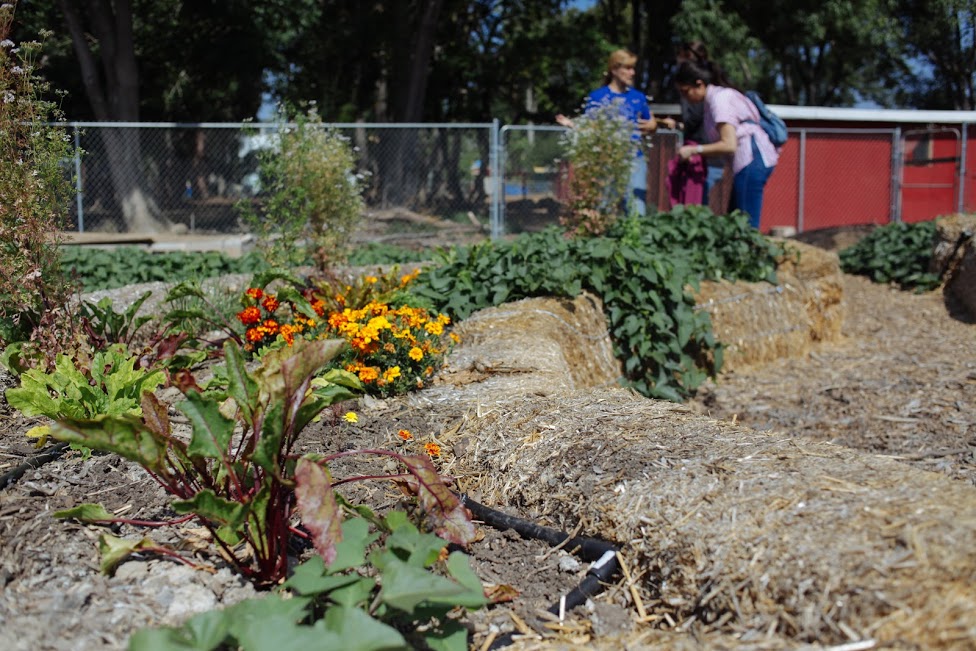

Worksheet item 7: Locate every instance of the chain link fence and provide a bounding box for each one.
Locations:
[62,121,973,244]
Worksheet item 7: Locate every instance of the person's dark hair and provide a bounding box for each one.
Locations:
[674,58,736,90]
[677,41,709,64]
[674,41,735,88]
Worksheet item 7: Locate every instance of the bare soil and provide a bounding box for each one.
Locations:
[0,231,974,650]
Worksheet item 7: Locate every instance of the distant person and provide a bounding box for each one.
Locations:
[659,41,730,208]
[556,49,658,216]
[673,59,779,229]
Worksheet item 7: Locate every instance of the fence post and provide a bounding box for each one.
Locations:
[891,127,902,223]
[73,123,84,233]
[958,123,968,213]
[797,128,806,234]
[489,118,501,240]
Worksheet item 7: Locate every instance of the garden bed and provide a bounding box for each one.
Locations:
[1,242,974,649]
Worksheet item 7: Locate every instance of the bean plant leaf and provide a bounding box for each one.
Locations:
[399,455,477,545]
[295,458,342,565]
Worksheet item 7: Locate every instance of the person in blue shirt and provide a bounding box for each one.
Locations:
[557,49,658,216]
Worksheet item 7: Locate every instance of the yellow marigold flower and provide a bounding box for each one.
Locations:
[424,442,441,457]
[358,366,380,382]
[383,366,401,383]
[280,324,298,346]
[409,347,424,361]
[425,321,444,336]
[449,332,461,344]
[365,276,378,284]
[398,429,413,441]
[245,287,263,300]
[343,411,358,423]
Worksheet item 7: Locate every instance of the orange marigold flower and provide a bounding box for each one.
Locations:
[261,295,280,313]
[383,342,396,353]
[449,332,461,344]
[408,347,424,361]
[245,287,263,300]
[245,327,264,342]
[262,319,280,335]
[311,299,326,317]
[424,442,441,457]
[237,306,262,325]
[424,365,434,376]
[398,429,413,441]
[365,276,378,284]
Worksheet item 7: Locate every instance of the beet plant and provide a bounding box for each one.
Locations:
[49,337,477,587]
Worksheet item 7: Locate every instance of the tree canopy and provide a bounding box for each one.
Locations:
[12,0,974,123]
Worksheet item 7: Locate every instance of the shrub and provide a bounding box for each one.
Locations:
[839,220,941,291]
[238,105,366,270]
[558,99,639,236]
[0,1,75,358]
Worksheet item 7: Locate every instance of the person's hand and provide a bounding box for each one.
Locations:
[555,114,574,128]
[660,117,678,130]
[677,145,698,161]
[636,117,657,134]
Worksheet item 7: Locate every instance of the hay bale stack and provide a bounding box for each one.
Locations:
[426,291,622,403]
[931,213,976,319]
[447,389,976,649]
[694,240,843,372]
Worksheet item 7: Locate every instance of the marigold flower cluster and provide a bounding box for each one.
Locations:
[324,300,458,397]
[236,287,323,352]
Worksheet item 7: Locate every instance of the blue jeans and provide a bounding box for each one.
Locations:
[628,155,647,216]
[702,163,725,207]
[732,137,774,229]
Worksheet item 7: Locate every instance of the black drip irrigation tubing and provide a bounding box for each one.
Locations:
[459,493,621,650]
[0,441,70,491]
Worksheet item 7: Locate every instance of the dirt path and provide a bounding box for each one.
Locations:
[687,273,976,486]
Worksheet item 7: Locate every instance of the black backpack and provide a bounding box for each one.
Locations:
[744,90,788,148]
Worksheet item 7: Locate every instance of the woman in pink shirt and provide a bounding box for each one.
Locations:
[673,59,779,229]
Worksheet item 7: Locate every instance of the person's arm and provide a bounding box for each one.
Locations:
[677,122,736,161]
[555,114,575,128]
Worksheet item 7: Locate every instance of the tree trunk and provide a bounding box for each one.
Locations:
[59,0,168,233]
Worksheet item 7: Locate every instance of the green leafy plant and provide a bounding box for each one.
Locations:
[77,292,155,351]
[0,1,76,360]
[49,337,477,587]
[59,246,272,293]
[130,511,487,651]
[558,99,640,236]
[4,343,166,447]
[411,210,784,400]
[238,105,367,270]
[839,220,941,291]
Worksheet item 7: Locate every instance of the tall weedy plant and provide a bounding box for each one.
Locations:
[0,0,76,364]
[239,105,366,270]
[558,100,638,236]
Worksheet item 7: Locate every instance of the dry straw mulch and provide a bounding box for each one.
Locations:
[402,251,976,650]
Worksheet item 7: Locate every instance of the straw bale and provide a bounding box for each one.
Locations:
[442,389,976,650]
[694,241,843,372]
[931,213,976,319]
[426,291,623,403]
